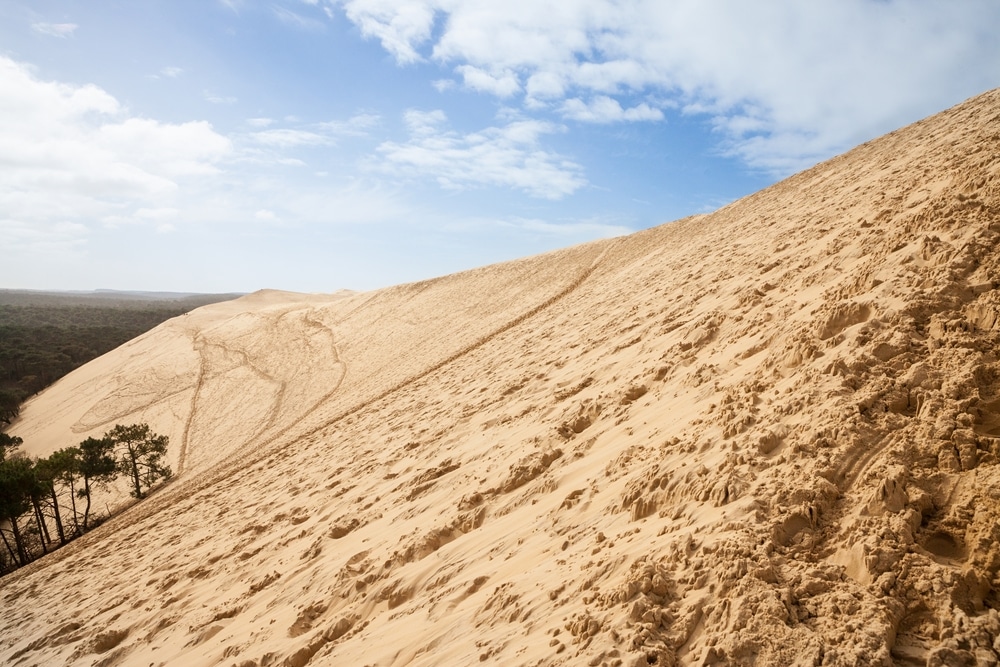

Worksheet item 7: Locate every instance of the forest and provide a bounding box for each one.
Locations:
[0,289,238,425]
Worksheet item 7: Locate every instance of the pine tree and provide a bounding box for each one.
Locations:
[107,424,171,499]
[78,437,116,530]
[0,451,35,567]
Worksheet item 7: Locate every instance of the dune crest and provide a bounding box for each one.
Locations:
[3,89,1000,666]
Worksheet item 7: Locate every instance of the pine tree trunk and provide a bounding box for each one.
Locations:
[8,514,28,566]
[32,498,49,554]
[129,446,143,498]
[82,476,92,531]
[0,528,18,567]
[68,478,81,536]
[49,484,66,545]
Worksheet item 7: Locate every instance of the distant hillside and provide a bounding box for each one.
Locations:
[0,290,240,424]
[0,288,242,308]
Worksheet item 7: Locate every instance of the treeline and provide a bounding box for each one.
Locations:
[0,290,238,424]
[0,423,171,575]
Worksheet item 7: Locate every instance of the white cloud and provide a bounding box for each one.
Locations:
[456,65,520,97]
[333,0,1000,173]
[160,66,184,78]
[375,110,585,199]
[99,119,230,177]
[560,96,663,123]
[525,71,566,101]
[250,128,332,148]
[247,117,275,128]
[31,22,78,38]
[432,79,455,92]
[339,0,437,64]
[402,108,446,135]
[0,56,231,250]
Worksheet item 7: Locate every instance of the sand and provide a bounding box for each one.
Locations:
[2,88,1000,666]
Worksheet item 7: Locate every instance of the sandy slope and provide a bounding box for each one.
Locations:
[2,89,1000,666]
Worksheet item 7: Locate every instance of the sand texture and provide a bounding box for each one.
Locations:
[3,89,1000,666]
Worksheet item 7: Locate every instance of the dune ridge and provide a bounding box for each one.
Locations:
[2,88,1000,666]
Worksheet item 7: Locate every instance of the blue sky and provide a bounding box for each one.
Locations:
[2,1,999,293]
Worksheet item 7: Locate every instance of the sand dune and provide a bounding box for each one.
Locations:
[3,88,1000,666]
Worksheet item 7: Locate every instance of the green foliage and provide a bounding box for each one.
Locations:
[34,452,71,544]
[0,390,19,426]
[46,447,82,489]
[107,423,171,499]
[0,453,37,566]
[44,447,84,538]
[0,422,170,575]
[0,432,23,459]
[0,457,32,519]
[78,437,116,482]
[77,436,117,529]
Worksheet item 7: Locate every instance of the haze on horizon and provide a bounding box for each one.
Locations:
[2,0,999,294]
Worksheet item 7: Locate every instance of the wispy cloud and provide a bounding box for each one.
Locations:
[335,0,1000,174]
[339,0,436,64]
[375,110,585,199]
[31,22,78,38]
[432,79,455,93]
[250,128,332,148]
[273,6,326,31]
[243,113,378,152]
[147,66,184,81]
[560,96,663,123]
[205,92,238,105]
[316,112,380,136]
[502,216,631,239]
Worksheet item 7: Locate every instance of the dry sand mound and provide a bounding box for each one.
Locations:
[3,89,1000,666]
